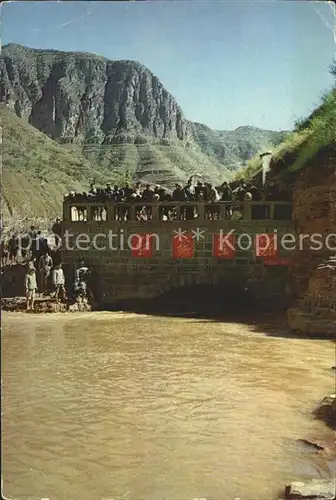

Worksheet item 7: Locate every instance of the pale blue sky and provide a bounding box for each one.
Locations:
[2,1,335,131]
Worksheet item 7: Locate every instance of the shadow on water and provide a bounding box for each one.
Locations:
[94,284,309,340]
[97,284,335,341]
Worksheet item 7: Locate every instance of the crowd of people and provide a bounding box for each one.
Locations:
[1,174,291,310]
[0,221,62,267]
[65,176,290,222]
[24,257,91,311]
[0,223,91,311]
[1,227,48,266]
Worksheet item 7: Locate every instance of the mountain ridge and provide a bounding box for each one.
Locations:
[0,43,289,220]
[1,43,288,162]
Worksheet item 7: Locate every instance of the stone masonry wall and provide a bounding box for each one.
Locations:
[61,218,293,305]
[287,150,336,335]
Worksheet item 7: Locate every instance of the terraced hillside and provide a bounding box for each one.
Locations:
[1,105,231,222]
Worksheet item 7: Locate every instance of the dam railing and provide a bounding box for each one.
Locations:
[63,201,292,224]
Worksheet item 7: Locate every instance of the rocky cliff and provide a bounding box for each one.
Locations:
[1,43,188,144]
[1,44,287,170]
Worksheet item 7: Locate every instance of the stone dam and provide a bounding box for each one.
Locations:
[60,200,293,306]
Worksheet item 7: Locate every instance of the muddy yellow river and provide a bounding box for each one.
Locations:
[2,311,335,499]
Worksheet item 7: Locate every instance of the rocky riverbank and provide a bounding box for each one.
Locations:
[287,308,336,338]
[1,296,91,313]
[313,394,336,431]
[283,478,335,499]
[1,263,92,313]
[278,391,336,500]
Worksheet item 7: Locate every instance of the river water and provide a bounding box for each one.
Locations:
[2,311,335,500]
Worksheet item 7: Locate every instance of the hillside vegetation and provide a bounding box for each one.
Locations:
[1,104,109,222]
[190,123,289,169]
[274,88,336,172]
[239,85,336,180]
[82,138,233,187]
[1,105,233,224]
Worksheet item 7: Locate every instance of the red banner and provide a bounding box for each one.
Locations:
[255,233,278,258]
[173,234,194,259]
[213,233,236,258]
[264,257,291,266]
[130,234,153,257]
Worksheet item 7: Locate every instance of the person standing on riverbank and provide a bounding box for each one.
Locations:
[8,234,18,264]
[28,226,38,261]
[52,263,66,304]
[52,218,62,249]
[38,251,53,294]
[73,261,90,301]
[75,261,89,282]
[24,266,37,311]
